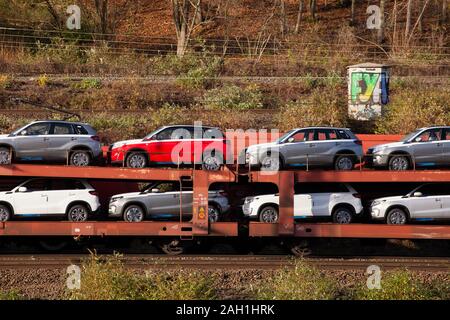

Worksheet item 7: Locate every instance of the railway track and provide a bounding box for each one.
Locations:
[0,255,448,272]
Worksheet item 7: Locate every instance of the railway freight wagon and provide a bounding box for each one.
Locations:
[0,134,449,255]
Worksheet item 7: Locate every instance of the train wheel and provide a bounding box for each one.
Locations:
[39,238,68,252]
[289,240,312,257]
[158,239,187,255]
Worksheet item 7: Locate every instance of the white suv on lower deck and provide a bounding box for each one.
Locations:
[242,183,363,223]
[0,178,100,222]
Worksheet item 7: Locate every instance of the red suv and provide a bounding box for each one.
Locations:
[109,125,231,170]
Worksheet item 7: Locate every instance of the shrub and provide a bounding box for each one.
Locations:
[200,84,263,111]
[67,253,216,300]
[0,290,24,300]
[74,78,102,90]
[37,74,49,87]
[0,74,13,89]
[276,89,348,131]
[375,89,450,134]
[253,260,339,300]
[357,269,450,300]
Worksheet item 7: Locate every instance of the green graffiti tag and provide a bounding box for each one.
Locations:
[350,72,380,103]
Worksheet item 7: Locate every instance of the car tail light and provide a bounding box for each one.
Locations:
[218,190,228,197]
[354,140,362,145]
[353,193,361,198]
[91,135,100,142]
[89,191,98,196]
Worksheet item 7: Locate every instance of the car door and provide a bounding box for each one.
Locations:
[281,129,314,166]
[441,128,450,166]
[293,184,313,217]
[47,123,76,161]
[310,129,336,166]
[407,184,444,219]
[149,127,190,164]
[409,128,445,166]
[146,182,182,217]
[46,179,80,215]
[13,122,51,160]
[11,179,50,215]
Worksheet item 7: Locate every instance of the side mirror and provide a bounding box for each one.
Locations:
[413,192,423,197]
[17,186,28,193]
[151,188,160,193]
[414,137,422,142]
[20,130,27,136]
[287,137,295,143]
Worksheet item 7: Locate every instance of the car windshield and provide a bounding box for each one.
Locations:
[275,129,297,143]
[401,129,421,142]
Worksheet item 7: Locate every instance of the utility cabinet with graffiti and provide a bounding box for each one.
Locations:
[347,63,390,120]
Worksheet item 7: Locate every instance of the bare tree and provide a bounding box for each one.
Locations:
[377,0,385,43]
[442,0,448,24]
[171,0,201,57]
[294,0,304,33]
[94,0,108,34]
[279,0,288,35]
[350,0,356,25]
[44,0,62,29]
[405,0,412,39]
[310,0,317,20]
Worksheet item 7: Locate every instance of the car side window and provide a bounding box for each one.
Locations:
[313,129,333,141]
[156,182,180,192]
[289,130,312,142]
[442,129,450,140]
[52,123,74,135]
[155,128,174,140]
[337,130,351,139]
[414,129,440,142]
[171,127,194,140]
[23,179,49,191]
[417,184,448,196]
[74,125,89,135]
[50,180,85,190]
[22,123,50,136]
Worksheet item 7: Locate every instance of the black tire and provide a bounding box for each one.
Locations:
[332,206,353,224]
[388,155,410,171]
[202,152,223,171]
[126,152,148,168]
[123,204,145,222]
[208,204,221,223]
[0,204,11,222]
[67,204,89,222]
[70,150,91,167]
[0,147,12,165]
[386,208,408,225]
[334,155,355,171]
[260,153,283,172]
[259,205,279,223]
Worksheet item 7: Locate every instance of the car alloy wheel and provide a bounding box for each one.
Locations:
[208,205,220,223]
[202,155,222,171]
[332,207,353,224]
[0,147,12,165]
[127,153,147,168]
[259,206,279,223]
[68,205,88,222]
[261,155,281,172]
[335,156,354,171]
[0,205,11,222]
[70,151,90,167]
[387,209,407,225]
[124,205,144,222]
[389,156,409,171]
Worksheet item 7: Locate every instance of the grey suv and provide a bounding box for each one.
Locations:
[108,180,230,222]
[0,120,102,166]
[366,126,450,170]
[244,127,363,170]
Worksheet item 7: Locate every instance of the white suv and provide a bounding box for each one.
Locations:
[0,178,100,222]
[242,183,363,223]
[371,183,450,224]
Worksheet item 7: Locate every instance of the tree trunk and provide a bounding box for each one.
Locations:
[295,0,304,33]
[377,0,385,43]
[172,0,189,57]
[94,0,109,35]
[442,0,448,24]
[350,0,356,25]
[280,0,288,35]
[405,0,412,40]
[310,0,316,20]
[44,0,62,29]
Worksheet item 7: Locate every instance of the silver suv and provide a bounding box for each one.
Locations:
[108,180,230,223]
[366,126,450,170]
[244,127,363,170]
[0,120,102,166]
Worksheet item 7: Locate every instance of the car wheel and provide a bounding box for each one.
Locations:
[70,150,91,167]
[202,153,223,171]
[126,152,148,168]
[332,206,353,224]
[123,205,145,222]
[67,204,89,222]
[0,204,11,222]
[261,154,282,172]
[334,155,355,171]
[208,204,220,223]
[259,206,279,223]
[388,155,410,171]
[0,147,12,165]
[386,208,408,225]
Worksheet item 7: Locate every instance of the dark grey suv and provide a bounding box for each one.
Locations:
[366,126,450,170]
[244,127,364,170]
[0,120,102,166]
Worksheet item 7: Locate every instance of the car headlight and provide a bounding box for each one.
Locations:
[371,200,384,207]
[244,197,254,204]
[110,196,123,203]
